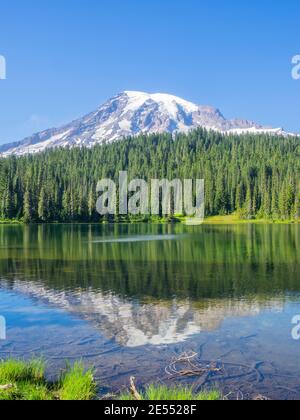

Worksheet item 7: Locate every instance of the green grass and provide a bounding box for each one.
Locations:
[0,359,221,401]
[59,362,96,401]
[0,358,44,383]
[1,215,298,225]
[0,219,23,225]
[0,359,52,401]
[203,214,299,225]
[120,384,221,401]
[0,359,96,401]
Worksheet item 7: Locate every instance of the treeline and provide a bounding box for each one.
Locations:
[0,129,299,222]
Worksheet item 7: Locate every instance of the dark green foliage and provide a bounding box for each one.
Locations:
[0,129,299,222]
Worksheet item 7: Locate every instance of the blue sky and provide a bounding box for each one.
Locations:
[0,0,299,144]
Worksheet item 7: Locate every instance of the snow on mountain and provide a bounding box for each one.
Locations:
[0,91,294,157]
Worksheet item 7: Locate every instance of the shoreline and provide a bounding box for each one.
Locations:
[0,216,299,226]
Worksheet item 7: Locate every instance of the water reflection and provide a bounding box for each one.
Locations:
[1,279,287,347]
[91,234,181,244]
[0,224,299,347]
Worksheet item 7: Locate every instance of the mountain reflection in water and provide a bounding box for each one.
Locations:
[0,224,298,347]
[0,279,285,347]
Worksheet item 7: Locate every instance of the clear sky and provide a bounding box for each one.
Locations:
[0,0,299,144]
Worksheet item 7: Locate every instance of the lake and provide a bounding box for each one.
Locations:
[0,224,299,399]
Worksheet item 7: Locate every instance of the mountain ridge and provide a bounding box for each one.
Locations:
[0,91,294,156]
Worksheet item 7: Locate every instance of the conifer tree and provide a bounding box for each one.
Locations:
[0,130,298,223]
[23,188,33,223]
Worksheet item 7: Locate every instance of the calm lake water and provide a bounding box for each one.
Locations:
[0,224,299,399]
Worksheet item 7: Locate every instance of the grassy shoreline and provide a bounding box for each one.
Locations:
[0,215,298,226]
[0,359,95,401]
[203,215,300,225]
[0,359,220,401]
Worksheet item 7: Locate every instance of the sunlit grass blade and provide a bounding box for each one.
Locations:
[120,384,221,401]
[59,362,96,401]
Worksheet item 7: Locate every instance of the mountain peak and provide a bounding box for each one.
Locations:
[123,90,200,111]
[0,91,294,156]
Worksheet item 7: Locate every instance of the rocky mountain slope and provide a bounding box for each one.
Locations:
[0,91,291,156]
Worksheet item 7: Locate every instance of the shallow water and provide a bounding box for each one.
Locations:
[0,224,299,399]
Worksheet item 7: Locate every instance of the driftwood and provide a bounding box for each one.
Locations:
[162,351,278,400]
[253,394,270,401]
[165,352,223,378]
[130,377,142,401]
[0,384,13,391]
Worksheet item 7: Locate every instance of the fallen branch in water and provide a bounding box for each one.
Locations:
[253,394,270,401]
[165,352,223,378]
[130,377,142,401]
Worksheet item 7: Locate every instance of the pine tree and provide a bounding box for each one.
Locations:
[23,188,33,223]
[88,189,95,219]
[235,183,245,212]
[0,130,298,223]
[2,184,14,219]
[215,175,229,215]
[294,181,300,220]
[286,182,295,219]
[38,187,47,222]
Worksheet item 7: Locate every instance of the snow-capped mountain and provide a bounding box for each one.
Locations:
[0,91,293,156]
